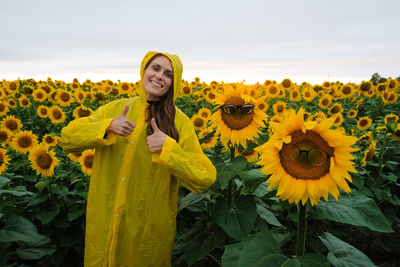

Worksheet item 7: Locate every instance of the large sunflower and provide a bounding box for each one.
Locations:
[11,130,39,154]
[80,149,95,176]
[1,115,22,133]
[29,145,59,177]
[56,89,74,107]
[48,106,66,124]
[191,114,207,131]
[210,85,267,148]
[0,148,10,175]
[256,108,358,206]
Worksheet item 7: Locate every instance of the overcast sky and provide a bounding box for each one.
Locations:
[1,0,399,84]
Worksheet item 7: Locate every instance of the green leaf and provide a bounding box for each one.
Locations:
[313,192,393,232]
[178,192,208,212]
[0,176,10,188]
[35,179,51,192]
[256,201,284,227]
[36,205,60,224]
[217,157,248,189]
[319,232,377,267]
[0,214,47,243]
[22,174,38,183]
[0,190,34,197]
[221,239,252,267]
[16,246,56,260]
[211,196,257,240]
[67,204,86,222]
[239,230,284,266]
[254,254,288,267]
[48,184,69,197]
[296,254,331,267]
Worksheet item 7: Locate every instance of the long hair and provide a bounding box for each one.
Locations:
[144,54,179,142]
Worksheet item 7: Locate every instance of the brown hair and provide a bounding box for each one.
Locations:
[144,54,179,142]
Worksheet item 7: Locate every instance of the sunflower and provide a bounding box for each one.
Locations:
[358,131,373,143]
[387,79,398,90]
[119,82,131,94]
[18,95,31,108]
[80,149,95,176]
[181,85,192,97]
[0,101,9,117]
[376,83,387,93]
[322,81,331,90]
[73,105,93,119]
[255,96,268,112]
[68,151,82,162]
[74,90,87,104]
[0,148,10,175]
[32,89,47,102]
[391,124,400,140]
[280,78,293,90]
[7,99,16,109]
[361,141,377,167]
[198,128,217,150]
[210,85,267,147]
[318,94,332,109]
[48,106,66,124]
[10,130,38,154]
[255,108,358,206]
[266,83,280,98]
[205,91,217,104]
[384,113,399,124]
[191,114,207,131]
[272,101,287,116]
[70,81,81,91]
[29,145,59,177]
[347,110,358,119]
[1,115,22,133]
[289,88,301,102]
[37,105,49,119]
[328,103,343,116]
[357,117,372,131]
[197,108,212,119]
[109,87,120,98]
[302,88,316,102]
[56,89,74,107]
[235,140,259,163]
[381,90,398,105]
[0,128,13,144]
[332,113,344,127]
[340,85,354,98]
[358,81,373,96]
[42,134,60,147]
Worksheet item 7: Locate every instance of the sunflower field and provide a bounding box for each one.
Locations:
[0,76,399,266]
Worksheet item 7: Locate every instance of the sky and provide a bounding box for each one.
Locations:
[1,0,399,85]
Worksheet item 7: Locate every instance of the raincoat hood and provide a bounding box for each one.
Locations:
[139,51,183,101]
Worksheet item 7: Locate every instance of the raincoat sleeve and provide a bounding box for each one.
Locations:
[60,103,117,153]
[152,113,216,194]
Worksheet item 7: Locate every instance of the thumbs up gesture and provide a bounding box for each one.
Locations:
[146,118,166,153]
[107,104,136,136]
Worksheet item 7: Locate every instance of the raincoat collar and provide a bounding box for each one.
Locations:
[139,51,183,102]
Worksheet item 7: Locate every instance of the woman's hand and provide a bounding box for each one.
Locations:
[146,118,166,153]
[106,104,136,136]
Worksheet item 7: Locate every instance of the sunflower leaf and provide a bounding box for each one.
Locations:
[0,214,47,243]
[217,156,248,190]
[210,196,256,240]
[319,232,377,267]
[313,191,393,233]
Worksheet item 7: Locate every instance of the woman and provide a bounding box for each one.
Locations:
[60,51,216,267]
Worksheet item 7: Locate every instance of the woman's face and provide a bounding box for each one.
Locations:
[143,55,173,101]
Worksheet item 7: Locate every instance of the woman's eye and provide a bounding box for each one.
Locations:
[165,73,172,78]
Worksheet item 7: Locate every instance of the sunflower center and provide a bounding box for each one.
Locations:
[342,86,351,94]
[36,152,53,169]
[331,105,340,114]
[40,108,47,115]
[221,97,254,130]
[0,131,7,141]
[22,99,29,105]
[279,130,333,180]
[321,98,329,106]
[0,104,5,112]
[282,79,291,88]
[60,92,70,102]
[183,86,191,94]
[53,110,62,119]
[359,119,367,127]
[121,83,129,91]
[24,87,33,94]
[42,86,51,93]
[45,136,54,143]
[194,118,204,127]
[269,86,277,94]
[18,136,32,148]
[10,82,17,91]
[305,91,310,97]
[6,120,18,131]
[258,103,265,110]
[78,108,91,117]
[84,155,94,168]
[276,104,284,113]
[360,83,370,91]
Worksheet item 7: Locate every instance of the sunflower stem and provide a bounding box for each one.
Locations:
[227,146,235,207]
[296,203,307,256]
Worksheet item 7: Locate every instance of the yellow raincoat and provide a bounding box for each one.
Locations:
[60,51,216,267]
